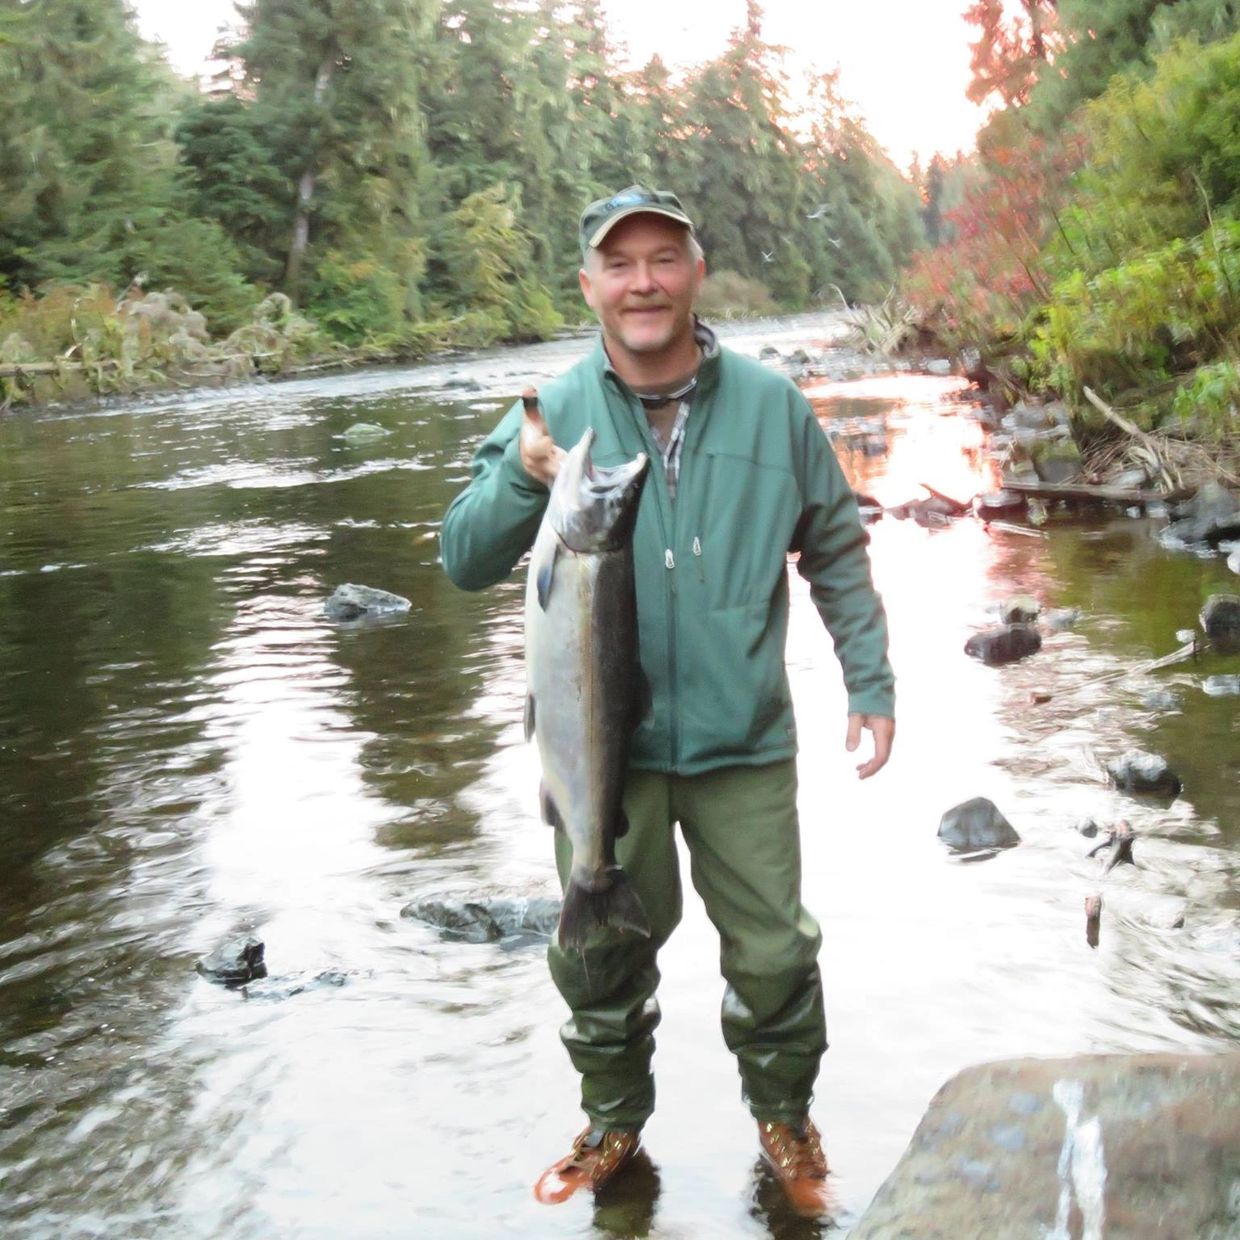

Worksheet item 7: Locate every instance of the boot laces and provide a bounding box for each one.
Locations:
[762,1121,826,1179]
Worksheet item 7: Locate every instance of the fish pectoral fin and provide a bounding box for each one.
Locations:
[536,542,560,610]
[524,694,535,741]
[539,781,564,831]
[614,809,631,840]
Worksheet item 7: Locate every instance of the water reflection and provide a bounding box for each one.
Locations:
[0,325,1238,1238]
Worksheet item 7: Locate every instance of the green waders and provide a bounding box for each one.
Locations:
[546,760,827,1131]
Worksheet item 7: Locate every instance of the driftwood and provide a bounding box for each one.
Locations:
[1088,822,1136,873]
[1002,478,1186,505]
[919,482,973,514]
[1083,385,1182,491]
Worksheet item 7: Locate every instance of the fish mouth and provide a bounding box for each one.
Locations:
[552,430,649,551]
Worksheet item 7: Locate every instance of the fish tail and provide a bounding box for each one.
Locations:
[557,869,650,950]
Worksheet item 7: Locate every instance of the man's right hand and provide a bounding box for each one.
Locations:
[519,390,565,486]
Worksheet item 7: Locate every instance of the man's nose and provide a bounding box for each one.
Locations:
[630,261,657,292]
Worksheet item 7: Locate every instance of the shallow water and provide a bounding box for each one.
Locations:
[1,314,1237,1238]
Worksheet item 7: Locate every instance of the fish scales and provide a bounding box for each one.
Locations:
[524,420,651,950]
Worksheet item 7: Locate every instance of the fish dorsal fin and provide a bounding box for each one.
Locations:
[524,693,536,741]
[536,541,560,610]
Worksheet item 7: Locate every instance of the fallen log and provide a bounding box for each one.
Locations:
[1002,479,1190,505]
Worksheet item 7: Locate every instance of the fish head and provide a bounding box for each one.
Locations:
[547,429,649,553]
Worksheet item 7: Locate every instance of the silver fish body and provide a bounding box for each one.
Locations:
[524,427,651,950]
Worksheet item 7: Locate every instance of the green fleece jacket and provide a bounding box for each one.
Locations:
[440,330,894,775]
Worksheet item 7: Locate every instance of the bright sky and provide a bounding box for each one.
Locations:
[133,0,986,169]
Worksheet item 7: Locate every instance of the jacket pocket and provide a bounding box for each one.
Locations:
[692,450,800,611]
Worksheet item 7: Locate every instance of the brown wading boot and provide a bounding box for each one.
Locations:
[533,1125,642,1204]
[758,1117,831,1217]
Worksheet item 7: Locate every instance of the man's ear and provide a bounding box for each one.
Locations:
[578,265,596,312]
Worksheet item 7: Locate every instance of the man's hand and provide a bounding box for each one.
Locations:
[846,713,894,779]
[520,389,565,486]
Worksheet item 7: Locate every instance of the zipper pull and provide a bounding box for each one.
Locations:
[664,548,675,569]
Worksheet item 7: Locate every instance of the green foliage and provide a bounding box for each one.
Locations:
[307,252,407,345]
[1171,358,1240,436]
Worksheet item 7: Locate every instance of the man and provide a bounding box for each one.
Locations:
[440,185,894,1218]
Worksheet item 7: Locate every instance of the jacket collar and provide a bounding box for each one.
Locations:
[592,317,721,402]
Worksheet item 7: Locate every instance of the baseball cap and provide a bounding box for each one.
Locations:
[579,185,696,256]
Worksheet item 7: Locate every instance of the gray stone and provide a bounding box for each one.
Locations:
[937,797,1020,852]
[402,895,562,943]
[851,1053,1240,1240]
[1072,818,1101,838]
[1044,607,1081,631]
[998,594,1040,625]
[964,624,1042,665]
[1163,482,1240,547]
[924,358,953,376]
[1106,750,1182,797]
[1030,437,1083,484]
[324,582,412,622]
[1140,687,1181,710]
[339,422,390,441]
[1228,548,1239,574]
[196,936,267,985]
[1204,674,1240,697]
[974,490,1026,521]
[1201,593,1240,653]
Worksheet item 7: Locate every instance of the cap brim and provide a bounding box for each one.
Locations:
[587,206,694,250]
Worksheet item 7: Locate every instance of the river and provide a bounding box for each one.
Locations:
[1,312,1237,1239]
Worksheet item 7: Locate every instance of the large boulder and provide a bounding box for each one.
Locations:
[937,797,1020,852]
[1162,482,1240,547]
[402,895,561,943]
[850,1053,1240,1240]
[965,624,1042,665]
[1200,593,1240,654]
[1106,750,1182,797]
[324,583,412,622]
[196,935,267,985]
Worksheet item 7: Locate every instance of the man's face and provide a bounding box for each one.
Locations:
[578,214,705,371]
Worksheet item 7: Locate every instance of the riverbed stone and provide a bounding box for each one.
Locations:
[196,935,267,985]
[1029,437,1083,484]
[975,490,1026,521]
[964,624,1042,665]
[1228,547,1239,574]
[1044,607,1081,631]
[324,582,412,621]
[1163,482,1240,548]
[1106,750,1182,797]
[998,595,1040,625]
[850,1053,1240,1240]
[1200,593,1240,653]
[1204,674,1240,697]
[340,421,390,441]
[402,895,562,942]
[937,797,1020,852]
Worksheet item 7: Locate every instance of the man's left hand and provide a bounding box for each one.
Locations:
[846,713,894,779]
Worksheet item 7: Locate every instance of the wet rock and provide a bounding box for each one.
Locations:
[924,358,953,376]
[1106,750,1182,797]
[243,969,354,1002]
[937,797,1020,852]
[196,936,267,985]
[1043,607,1080,631]
[974,490,1026,522]
[1203,674,1240,697]
[1002,402,1054,432]
[339,422,390,442]
[959,346,986,384]
[1162,482,1240,547]
[402,895,562,943]
[850,1053,1240,1240]
[1087,822,1135,873]
[1228,547,1239,575]
[1072,818,1101,838]
[324,583,412,622]
[998,595,1040,625]
[1140,687,1181,709]
[442,375,482,391]
[787,348,812,366]
[758,345,781,362]
[1029,437,1083,484]
[964,624,1042,666]
[1110,467,1150,490]
[1200,593,1240,654]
